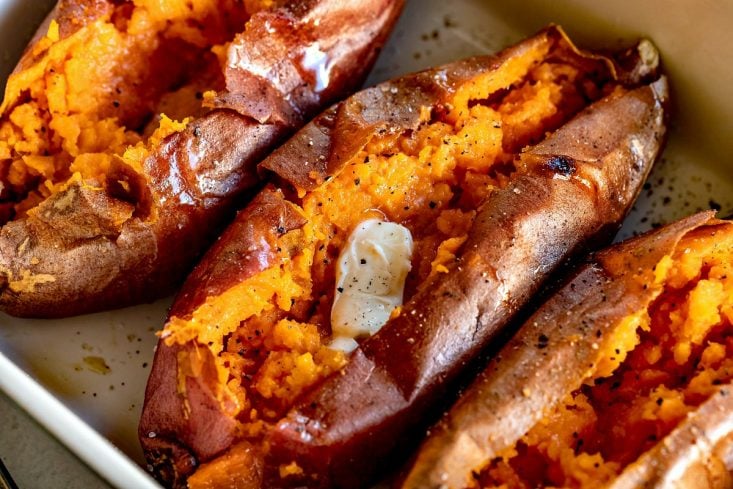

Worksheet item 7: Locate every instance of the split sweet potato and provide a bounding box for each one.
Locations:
[0,0,403,317]
[401,212,733,489]
[139,26,668,488]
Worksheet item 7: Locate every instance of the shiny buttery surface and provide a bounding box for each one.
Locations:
[331,219,414,352]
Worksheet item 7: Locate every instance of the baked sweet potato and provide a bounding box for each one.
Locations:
[139,26,668,488]
[400,212,733,489]
[0,0,403,318]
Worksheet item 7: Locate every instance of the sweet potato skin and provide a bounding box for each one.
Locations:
[0,0,404,318]
[266,79,669,489]
[398,213,733,489]
[141,187,304,486]
[139,27,668,489]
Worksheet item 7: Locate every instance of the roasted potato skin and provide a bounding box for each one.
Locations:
[141,187,304,486]
[265,80,669,489]
[140,26,668,489]
[398,213,733,489]
[0,0,404,318]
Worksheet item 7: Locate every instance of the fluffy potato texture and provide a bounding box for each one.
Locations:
[139,26,668,488]
[401,213,733,489]
[0,0,403,317]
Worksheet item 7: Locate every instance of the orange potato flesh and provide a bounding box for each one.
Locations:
[0,0,250,223]
[160,44,618,480]
[477,224,733,489]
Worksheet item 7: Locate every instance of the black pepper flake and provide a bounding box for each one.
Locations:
[360,258,367,265]
[710,199,722,211]
[429,201,437,209]
[656,397,663,406]
[574,438,584,454]
[193,126,202,138]
[276,226,286,234]
[112,100,120,108]
[337,287,344,293]
[354,178,360,186]
[536,333,549,349]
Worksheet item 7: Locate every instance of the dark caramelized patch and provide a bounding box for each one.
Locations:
[545,155,576,176]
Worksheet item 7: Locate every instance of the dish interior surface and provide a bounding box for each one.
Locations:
[0,0,731,485]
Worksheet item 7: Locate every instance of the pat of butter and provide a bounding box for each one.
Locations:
[330,219,414,352]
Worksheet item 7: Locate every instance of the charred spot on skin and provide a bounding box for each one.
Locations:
[146,446,195,488]
[545,155,576,176]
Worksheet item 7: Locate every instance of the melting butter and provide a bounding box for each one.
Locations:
[330,219,413,352]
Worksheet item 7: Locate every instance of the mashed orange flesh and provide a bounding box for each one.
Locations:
[0,0,251,223]
[163,41,619,458]
[478,223,733,489]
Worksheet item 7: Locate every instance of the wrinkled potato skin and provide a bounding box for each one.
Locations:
[399,213,733,489]
[266,81,668,489]
[141,187,304,487]
[0,0,404,318]
[140,27,668,489]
